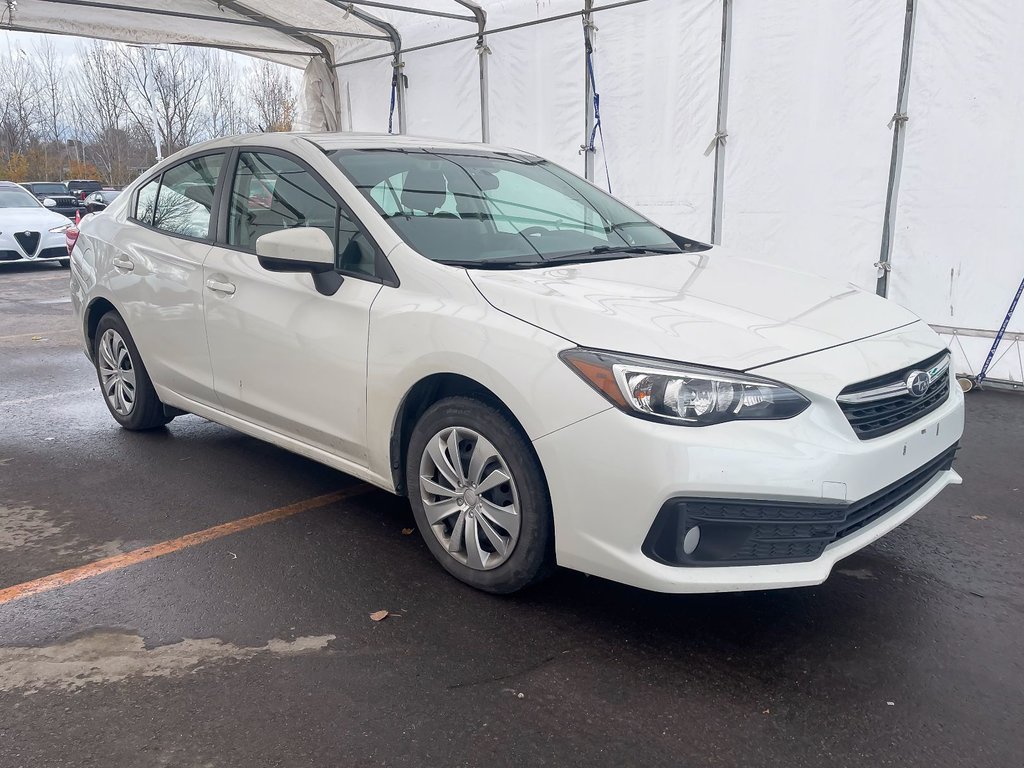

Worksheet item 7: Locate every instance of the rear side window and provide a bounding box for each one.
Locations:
[135,178,159,225]
[153,154,224,239]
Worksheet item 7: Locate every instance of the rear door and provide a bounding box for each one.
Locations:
[112,153,225,405]
[202,149,384,464]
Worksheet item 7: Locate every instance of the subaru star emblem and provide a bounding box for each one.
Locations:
[905,370,930,397]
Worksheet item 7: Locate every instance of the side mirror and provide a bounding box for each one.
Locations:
[42,197,57,208]
[255,227,342,296]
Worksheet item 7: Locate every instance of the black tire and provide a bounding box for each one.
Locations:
[93,311,172,430]
[406,396,555,594]
[58,258,70,268]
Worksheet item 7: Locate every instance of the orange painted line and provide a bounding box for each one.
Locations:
[0,484,373,606]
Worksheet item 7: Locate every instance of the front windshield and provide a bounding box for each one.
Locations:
[329,148,681,266]
[0,188,42,208]
[31,183,67,194]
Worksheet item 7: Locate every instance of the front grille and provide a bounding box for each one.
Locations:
[14,231,40,256]
[838,351,951,440]
[643,442,959,566]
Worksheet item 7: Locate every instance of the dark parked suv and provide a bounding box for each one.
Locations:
[65,179,103,203]
[22,182,80,218]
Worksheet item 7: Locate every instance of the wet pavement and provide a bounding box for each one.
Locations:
[1,262,1022,767]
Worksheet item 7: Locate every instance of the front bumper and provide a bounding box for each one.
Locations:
[0,228,69,263]
[534,339,965,594]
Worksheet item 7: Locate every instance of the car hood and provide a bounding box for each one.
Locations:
[0,207,71,229]
[468,248,920,370]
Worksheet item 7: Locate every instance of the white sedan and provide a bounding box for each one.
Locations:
[69,133,964,594]
[0,181,73,267]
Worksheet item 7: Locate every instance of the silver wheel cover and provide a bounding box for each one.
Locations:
[418,426,522,571]
[97,328,137,416]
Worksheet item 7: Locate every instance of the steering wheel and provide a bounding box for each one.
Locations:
[519,226,551,237]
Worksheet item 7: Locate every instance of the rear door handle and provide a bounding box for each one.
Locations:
[112,256,134,272]
[205,278,236,296]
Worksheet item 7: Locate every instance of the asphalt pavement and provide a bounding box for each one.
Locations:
[1,262,1022,767]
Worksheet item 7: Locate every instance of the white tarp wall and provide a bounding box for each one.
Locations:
[330,0,1022,384]
[11,0,1020,383]
[889,2,1024,383]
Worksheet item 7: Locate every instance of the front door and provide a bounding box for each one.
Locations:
[202,150,383,465]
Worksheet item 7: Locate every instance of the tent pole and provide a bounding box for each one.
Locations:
[32,0,389,41]
[455,1,491,143]
[582,0,596,182]
[333,0,656,69]
[709,0,732,244]
[876,0,917,298]
[326,1,407,134]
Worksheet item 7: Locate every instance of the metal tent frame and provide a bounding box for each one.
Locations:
[7,0,653,174]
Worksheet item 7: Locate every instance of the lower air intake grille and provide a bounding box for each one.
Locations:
[643,443,958,567]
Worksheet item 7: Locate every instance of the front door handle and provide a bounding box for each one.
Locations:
[205,278,236,296]
[112,256,134,272]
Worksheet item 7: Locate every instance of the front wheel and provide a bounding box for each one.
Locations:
[58,258,70,268]
[407,396,554,594]
[93,312,171,430]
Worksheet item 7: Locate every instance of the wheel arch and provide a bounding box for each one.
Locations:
[83,295,120,361]
[389,373,539,497]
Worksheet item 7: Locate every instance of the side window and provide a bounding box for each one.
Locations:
[228,151,378,278]
[135,177,159,225]
[153,154,223,239]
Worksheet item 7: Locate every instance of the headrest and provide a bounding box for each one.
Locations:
[401,168,448,214]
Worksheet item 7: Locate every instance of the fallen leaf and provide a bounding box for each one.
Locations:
[971,515,988,521]
[370,610,389,622]
[31,335,42,341]
[401,528,414,535]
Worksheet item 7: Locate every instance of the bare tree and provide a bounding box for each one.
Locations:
[32,37,68,176]
[248,60,296,133]
[0,47,40,164]
[71,42,141,184]
[120,45,210,156]
[1,37,300,182]
[207,52,248,139]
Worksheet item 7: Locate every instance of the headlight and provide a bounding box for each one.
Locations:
[559,348,810,426]
[49,223,72,233]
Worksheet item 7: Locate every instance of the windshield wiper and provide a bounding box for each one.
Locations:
[544,245,682,262]
[437,245,683,270]
[437,257,547,270]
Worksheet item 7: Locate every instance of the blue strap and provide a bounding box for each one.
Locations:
[977,273,1024,384]
[584,33,612,193]
[388,70,398,135]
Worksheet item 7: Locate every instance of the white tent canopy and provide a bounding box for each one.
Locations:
[6,0,1024,386]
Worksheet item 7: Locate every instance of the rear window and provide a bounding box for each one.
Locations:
[31,183,68,195]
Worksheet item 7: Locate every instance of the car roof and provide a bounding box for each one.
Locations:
[181,131,527,156]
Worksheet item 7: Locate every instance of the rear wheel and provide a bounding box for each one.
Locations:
[93,312,171,430]
[407,396,554,594]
